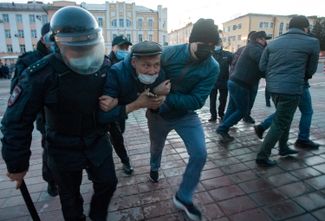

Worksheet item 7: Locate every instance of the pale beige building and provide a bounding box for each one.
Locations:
[0,1,49,64]
[0,1,167,58]
[168,22,193,45]
[222,13,317,52]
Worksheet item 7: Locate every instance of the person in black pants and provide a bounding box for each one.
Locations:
[209,39,233,122]
[107,35,134,174]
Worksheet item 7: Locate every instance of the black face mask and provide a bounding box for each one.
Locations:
[195,44,213,61]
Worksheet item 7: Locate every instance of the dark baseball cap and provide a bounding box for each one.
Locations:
[131,41,162,57]
[112,35,132,46]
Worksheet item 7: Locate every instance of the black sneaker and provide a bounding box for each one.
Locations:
[122,162,134,175]
[149,170,159,183]
[47,182,58,197]
[254,125,265,139]
[173,194,202,221]
[255,158,277,167]
[216,131,234,143]
[279,147,299,156]
[294,139,320,150]
[208,117,217,122]
[243,116,255,124]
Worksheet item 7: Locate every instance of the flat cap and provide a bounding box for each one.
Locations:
[131,41,162,57]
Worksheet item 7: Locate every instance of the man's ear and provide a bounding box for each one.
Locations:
[131,57,137,68]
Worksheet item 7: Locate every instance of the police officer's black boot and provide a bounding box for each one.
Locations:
[122,161,134,175]
[47,182,58,197]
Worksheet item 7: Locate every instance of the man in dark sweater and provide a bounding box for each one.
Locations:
[216,31,269,142]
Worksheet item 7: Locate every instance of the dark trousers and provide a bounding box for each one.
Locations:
[265,89,271,106]
[209,87,228,119]
[50,154,117,221]
[257,94,300,160]
[245,84,258,118]
[41,135,56,184]
[108,121,129,164]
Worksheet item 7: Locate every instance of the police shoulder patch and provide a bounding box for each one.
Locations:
[26,58,49,75]
[8,85,22,107]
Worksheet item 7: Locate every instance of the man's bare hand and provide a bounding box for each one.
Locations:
[7,171,27,189]
[153,80,171,96]
[99,95,118,111]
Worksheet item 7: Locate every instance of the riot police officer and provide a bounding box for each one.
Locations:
[1,6,117,221]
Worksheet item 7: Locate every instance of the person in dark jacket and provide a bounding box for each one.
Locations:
[216,31,269,143]
[10,23,58,196]
[107,35,132,64]
[256,15,320,167]
[209,39,233,122]
[0,61,10,79]
[106,35,134,174]
[1,7,117,221]
[229,31,258,123]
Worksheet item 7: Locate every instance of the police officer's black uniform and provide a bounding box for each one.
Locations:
[1,6,117,221]
[10,23,58,196]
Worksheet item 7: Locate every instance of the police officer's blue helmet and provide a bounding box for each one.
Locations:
[50,6,105,75]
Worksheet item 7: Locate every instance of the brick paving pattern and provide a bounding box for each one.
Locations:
[0,69,325,220]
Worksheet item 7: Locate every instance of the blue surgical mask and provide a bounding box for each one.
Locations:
[115,50,129,60]
[138,73,159,85]
[215,46,222,51]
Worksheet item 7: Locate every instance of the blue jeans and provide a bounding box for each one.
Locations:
[146,110,207,204]
[260,87,312,141]
[217,80,250,133]
[246,83,259,118]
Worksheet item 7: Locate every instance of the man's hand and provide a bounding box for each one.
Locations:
[99,95,118,111]
[126,89,165,113]
[7,171,27,189]
[153,80,171,96]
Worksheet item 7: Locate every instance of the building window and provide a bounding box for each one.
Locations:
[264,22,269,28]
[20,44,26,53]
[119,19,124,27]
[227,26,230,32]
[279,22,284,35]
[18,30,24,38]
[148,34,153,41]
[3,14,9,23]
[237,35,241,40]
[233,25,237,30]
[163,35,167,45]
[286,23,289,31]
[148,19,153,30]
[259,22,263,28]
[97,17,103,27]
[16,14,23,23]
[111,19,117,27]
[126,19,131,27]
[7,44,13,53]
[238,23,242,29]
[5,30,11,38]
[138,34,143,42]
[41,15,48,24]
[31,30,37,38]
[126,34,131,41]
[270,22,273,28]
[29,14,35,23]
[138,18,143,29]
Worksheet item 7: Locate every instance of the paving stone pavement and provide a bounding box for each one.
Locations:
[0,70,325,221]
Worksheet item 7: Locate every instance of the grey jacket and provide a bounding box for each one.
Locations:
[259,28,320,95]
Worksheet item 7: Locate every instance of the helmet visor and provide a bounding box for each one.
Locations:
[57,29,105,75]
